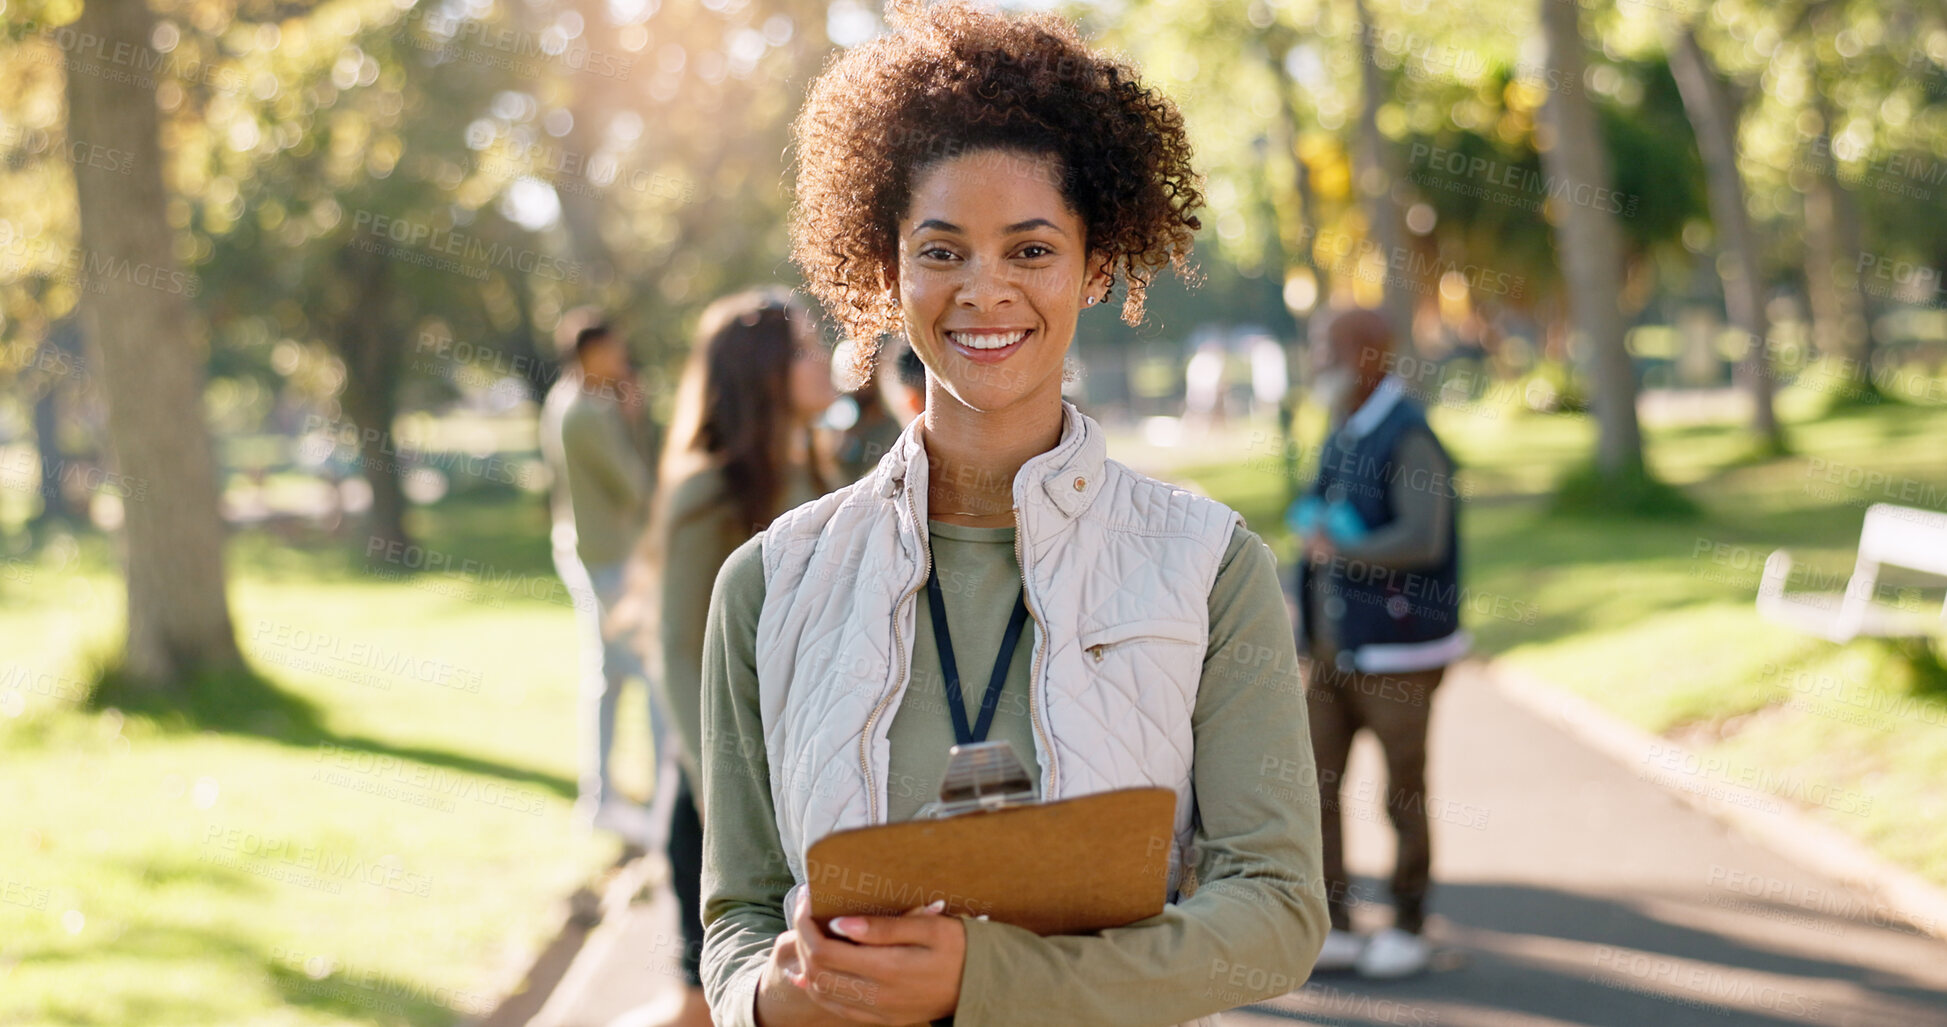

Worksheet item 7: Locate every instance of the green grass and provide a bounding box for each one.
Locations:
[0,490,658,1026]
[1171,388,1947,888]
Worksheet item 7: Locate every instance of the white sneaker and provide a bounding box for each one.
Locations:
[590,798,656,846]
[1313,929,1365,972]
[1355,927,1430,979]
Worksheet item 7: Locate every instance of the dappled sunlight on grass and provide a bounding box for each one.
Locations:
[1708,641,1947,884]
[1508,603,1833,731]
[1,495,639,1027]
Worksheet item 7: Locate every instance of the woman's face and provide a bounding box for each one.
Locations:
[787,315,837,423]
[895,148,1105,417]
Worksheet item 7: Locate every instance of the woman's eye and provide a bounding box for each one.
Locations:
[1018,244,1053,259]
[920,246,959,261]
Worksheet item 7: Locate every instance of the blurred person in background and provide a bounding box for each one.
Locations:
[540,306,607,604]
[1292,307,1469,979]
[880,339,928,427]
[620,288,836,1027]
[537,315,663,845]
[1183,337,1228,436]
[831,370,903,484]
[540,306,602,557]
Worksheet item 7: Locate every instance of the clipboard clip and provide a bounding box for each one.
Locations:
[912,740,1039,819]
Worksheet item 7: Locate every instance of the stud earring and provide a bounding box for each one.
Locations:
[1086,296,1098,306]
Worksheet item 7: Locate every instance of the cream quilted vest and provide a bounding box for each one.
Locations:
[756,401,1240,900]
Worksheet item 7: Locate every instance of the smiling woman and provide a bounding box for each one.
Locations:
[697,4,1330,1026]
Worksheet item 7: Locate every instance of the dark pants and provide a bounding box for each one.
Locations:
[1305,658,1445,934]
[668,768,705,988]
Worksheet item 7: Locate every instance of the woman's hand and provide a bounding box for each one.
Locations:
[756,889,966,1026]
[754,927,858,1027]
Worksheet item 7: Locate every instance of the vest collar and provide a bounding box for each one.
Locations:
[1337,374,1406,441]
[874,400,1106,525]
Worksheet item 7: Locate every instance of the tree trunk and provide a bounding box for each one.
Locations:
[552,117,620,283]
[1802,88,1876,396]
[1259,40,1325,334]
[1538,0,1645,476]
[64,0,241,683]
[1270,53,1330,322]
[1667,26,1781,448]
[335,245,411,561]
[1351,0,1413,351]
[1290,130,1329,316]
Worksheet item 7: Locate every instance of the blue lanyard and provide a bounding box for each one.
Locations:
[923,562,1031,747]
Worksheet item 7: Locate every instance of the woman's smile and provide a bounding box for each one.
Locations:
[943,327,1034,363]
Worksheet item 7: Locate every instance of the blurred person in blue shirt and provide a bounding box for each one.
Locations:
[1292,308,1469,979]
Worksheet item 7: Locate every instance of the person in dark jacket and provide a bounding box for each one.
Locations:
[1294,307,1469,979]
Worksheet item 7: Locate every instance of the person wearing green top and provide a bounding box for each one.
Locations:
[620,289,836,1027]
[537,320,660,844]
[697,6,1328,1025]
[704,508,1320,1026]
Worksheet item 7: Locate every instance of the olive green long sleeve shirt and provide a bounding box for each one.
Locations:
[556,392,652,568]
[699,520,1328,1027]
[656,465,823,785]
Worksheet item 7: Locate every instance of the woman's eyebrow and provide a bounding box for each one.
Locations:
[1005,217,1065,236]
[909,217,1068,236]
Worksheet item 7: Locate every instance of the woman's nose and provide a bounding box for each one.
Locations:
[956,257,1020,309]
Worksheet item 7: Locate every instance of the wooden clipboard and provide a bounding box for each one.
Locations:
[805,786,1175,936]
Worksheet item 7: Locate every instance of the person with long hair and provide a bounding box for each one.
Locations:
[625,288,836,1027]
[697,5,1328,1025]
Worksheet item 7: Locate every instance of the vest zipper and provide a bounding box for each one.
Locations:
[858,477,929,825]
[1014,504,1057,798]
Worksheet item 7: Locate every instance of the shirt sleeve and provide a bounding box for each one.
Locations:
[562,402,651,513]
[1335,429,1453,571]
[658,480,742,784]
[698,534,792,1027]
[950,523,1330,1026]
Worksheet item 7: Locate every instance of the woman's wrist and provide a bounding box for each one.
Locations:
[754,958,854,1027]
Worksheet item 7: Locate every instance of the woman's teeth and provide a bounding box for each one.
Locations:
[947,330,1028,351]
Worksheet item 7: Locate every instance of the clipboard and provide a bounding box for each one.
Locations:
[804,785,1176,936]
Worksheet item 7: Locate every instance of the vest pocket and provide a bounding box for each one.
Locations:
[1078,621,1203,662]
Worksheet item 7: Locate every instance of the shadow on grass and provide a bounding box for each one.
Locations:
[1548,460,1704,521]
[84,661,574,801]
[24,911,471,1026]
[265,954,480,1025]
[1881,637,1947,698]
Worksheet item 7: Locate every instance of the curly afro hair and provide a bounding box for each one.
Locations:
[789,0,1203,357]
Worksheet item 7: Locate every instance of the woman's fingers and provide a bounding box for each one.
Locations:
[827,909,948,949]
[775,931,801,972]
[791,891,962,1024]
[790,888,836,964]
[801,964,880,1004]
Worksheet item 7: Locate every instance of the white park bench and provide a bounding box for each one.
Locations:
[1757,503,1947,643]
